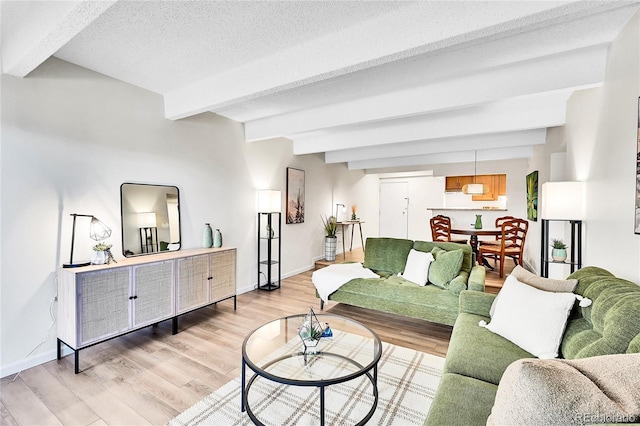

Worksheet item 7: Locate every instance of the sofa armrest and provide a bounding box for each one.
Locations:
[459,290,496,317]
[467,265,486,292]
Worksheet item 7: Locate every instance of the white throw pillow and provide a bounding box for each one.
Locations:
[483,275,576,359]
[401,249,434,286]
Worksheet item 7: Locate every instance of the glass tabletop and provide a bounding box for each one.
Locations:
[242,313,381,385]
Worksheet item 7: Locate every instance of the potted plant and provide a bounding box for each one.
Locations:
[91,242,115,265]
[321,215,337,261]
[551,238,567,262]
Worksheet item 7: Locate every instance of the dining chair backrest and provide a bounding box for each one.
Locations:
[493,215,516,241]
[430,215,451,242]
[500,218,528,257]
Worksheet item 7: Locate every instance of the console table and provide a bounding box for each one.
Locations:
[57,247,236,373]
[336,220,365,259]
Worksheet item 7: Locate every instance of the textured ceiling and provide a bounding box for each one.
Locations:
[3,0,639,172]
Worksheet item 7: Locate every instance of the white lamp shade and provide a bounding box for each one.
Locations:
[138,212,157,228]
[89,217,112,241]
[541,182,586,220]
[462,183,486,195]
[258,190,281,212]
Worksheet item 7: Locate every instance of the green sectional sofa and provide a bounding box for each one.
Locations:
[319,237,486,326]
[425,266,640,426]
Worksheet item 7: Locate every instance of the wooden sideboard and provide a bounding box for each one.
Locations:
[57,247,236,373]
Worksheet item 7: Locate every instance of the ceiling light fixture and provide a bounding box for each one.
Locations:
[462,151,489,195]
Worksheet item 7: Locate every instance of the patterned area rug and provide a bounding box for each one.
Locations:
[167,342,444,426]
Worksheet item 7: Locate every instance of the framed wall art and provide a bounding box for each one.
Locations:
[635,97,640,234]
[526,170,538,221]
[286,167,305,224]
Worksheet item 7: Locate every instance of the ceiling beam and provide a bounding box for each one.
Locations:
[244,45,606,142]
[1,1,116,77]
[163,1,602,120]
[348,146,535,171]
[293,92,571,155]
[325,129,547,164]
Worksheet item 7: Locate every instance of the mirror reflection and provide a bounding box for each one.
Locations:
[120,183,181,257]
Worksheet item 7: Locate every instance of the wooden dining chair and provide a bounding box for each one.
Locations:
[478,218,528,277]
[430,215,467,244]
[479,215,516,247]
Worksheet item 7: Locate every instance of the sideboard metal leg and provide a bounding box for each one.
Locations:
[74,350,80,374]
[172,317,178,335]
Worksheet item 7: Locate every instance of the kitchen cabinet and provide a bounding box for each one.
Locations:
[445,175,474,192]
[445,174,507,201]
[471,175,497,201]
[497,174,507,196]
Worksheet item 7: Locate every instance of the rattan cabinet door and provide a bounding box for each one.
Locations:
[176,255,210,314]
[210,249,236,302]
[132,261,174,327]
[78,268,131,346]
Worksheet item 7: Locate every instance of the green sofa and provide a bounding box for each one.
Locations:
[319,237,486,326]
[425,266,640,425]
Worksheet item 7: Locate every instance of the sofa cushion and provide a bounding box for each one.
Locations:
[425,373,498,426]
[485,275,576,359]
[329,275,461,325]
[510,265,578,292]
[561,266,640,359]
[487,354,640,425]
[444,312,533,385]
[490,265,579,317]
[363,237,414,276]
[428,248,464,288]
[413,241,472,274]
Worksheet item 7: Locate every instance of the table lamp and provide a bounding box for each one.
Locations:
[63,214,112,268]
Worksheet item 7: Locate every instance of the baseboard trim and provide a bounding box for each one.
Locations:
[1,346,74,379]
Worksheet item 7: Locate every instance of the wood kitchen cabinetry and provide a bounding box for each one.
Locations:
[445,175,475,192]
[58,247,236,373]
[445,174,507,201]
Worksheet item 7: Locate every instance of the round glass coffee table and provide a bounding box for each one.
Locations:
[241,313,382,426]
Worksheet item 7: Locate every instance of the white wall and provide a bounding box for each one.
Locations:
[526,11,640,281]
[0,58,371,376]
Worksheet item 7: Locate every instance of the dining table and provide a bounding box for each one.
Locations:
[450,227,502,268]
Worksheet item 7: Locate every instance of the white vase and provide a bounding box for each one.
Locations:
[325,236,337,261]
[91,250,107,265]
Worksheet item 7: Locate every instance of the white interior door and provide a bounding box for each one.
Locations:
[379,181,409,238]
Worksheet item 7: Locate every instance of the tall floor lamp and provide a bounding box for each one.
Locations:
[63,214,112,268]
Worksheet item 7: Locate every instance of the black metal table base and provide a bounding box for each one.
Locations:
[241,352,379,426]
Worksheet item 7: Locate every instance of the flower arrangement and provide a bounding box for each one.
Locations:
[351,205,357,220]
[92,242,117,264]
[551,239,567,249]
[321,215,337,237]
[93,242,113,251]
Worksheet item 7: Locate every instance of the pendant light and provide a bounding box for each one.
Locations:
[462,151,489,195]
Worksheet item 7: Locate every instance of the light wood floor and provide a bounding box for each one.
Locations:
[1,248,508,426]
